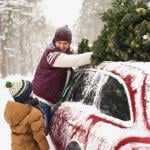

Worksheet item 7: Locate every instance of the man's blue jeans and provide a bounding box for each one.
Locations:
[38,101,52,135]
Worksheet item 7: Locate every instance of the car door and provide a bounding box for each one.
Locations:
[61,69,133,149]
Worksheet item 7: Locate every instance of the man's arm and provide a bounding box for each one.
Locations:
[47,52,93,68]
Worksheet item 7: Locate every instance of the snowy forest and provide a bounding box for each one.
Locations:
[0,0,56,77]
[0,0,114,78]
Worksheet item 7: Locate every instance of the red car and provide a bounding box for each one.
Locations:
[50,62,150,150]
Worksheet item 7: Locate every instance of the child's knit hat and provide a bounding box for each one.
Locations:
[5,80,32,102]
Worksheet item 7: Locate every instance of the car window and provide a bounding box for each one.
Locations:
[61,71,84,102]
[64,70,130,121]
[65,71,96,102]
[83,73,101,105]
[146,81,150,124]
[97,75,130,121]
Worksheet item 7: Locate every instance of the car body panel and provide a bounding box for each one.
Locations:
[50,62,150,150]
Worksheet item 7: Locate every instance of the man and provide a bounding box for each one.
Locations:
[32,25,93,117]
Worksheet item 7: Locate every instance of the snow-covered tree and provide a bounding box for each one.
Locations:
[0,0,55,77]
[73,0,113,45]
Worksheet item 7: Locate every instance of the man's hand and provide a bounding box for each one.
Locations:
[79,64,95,69]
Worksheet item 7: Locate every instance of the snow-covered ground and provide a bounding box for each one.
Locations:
[0,77,11,150]
[0,75,56,150]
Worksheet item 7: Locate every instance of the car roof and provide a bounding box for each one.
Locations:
[97,61,150,76]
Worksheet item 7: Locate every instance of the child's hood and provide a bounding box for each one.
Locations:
[4,101,31,125]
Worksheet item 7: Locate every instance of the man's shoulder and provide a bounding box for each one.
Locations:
[46,44,59,52]
[43,44,59,58]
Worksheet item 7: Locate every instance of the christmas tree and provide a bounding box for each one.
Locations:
[91,0,150,65]
[78,38,91,54]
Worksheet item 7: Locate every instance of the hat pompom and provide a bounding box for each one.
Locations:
[5,81,13,88]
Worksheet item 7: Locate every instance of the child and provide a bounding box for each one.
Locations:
[4,79,49,150]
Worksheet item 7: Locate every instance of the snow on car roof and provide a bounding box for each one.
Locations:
[96,61,150,91]
[97,61,150,76]
[78,61,150,90]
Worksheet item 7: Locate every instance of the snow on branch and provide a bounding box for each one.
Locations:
[9,0,36,8]
[0,7,9,12]
[20,12,33,17]
[0,2,8,8]
[4,46,16,52]
[0,1,9,13]
[0,35,5,40]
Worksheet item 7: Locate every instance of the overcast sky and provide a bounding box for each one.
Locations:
[43,0,82,28]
